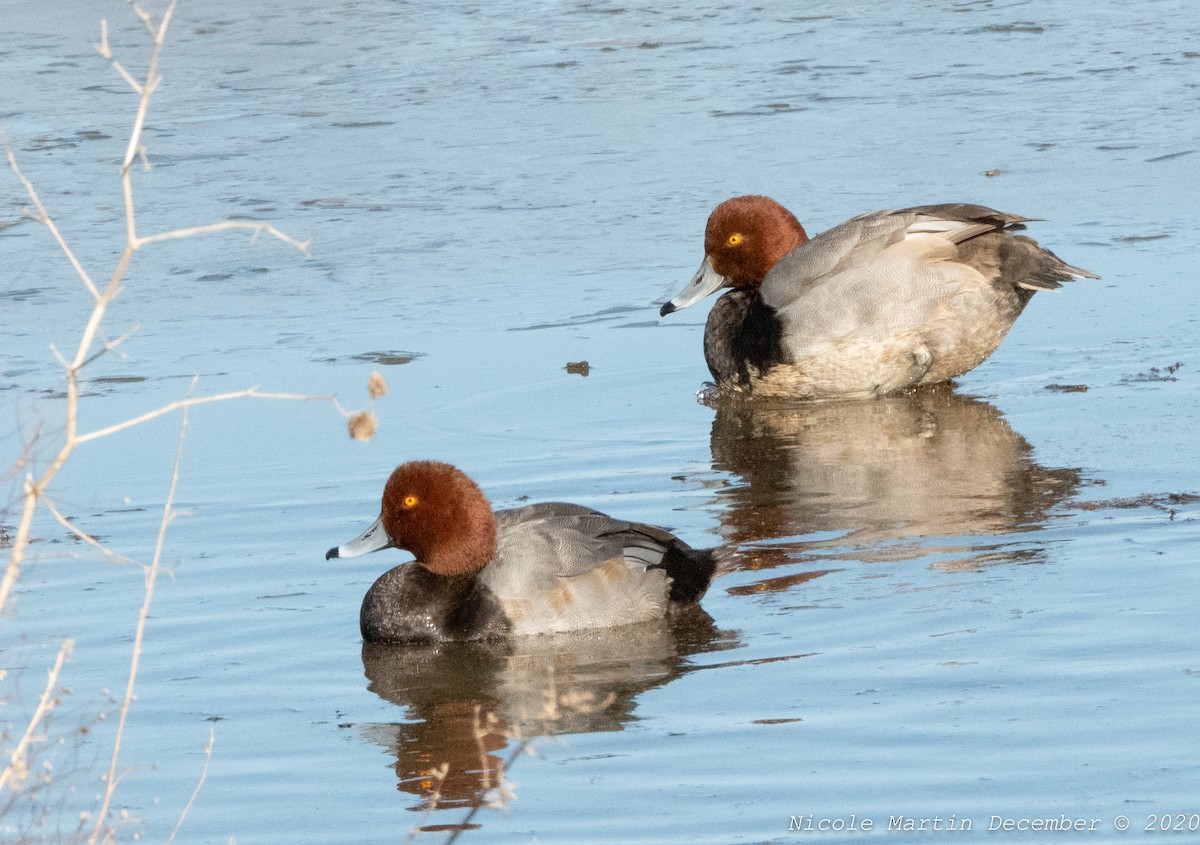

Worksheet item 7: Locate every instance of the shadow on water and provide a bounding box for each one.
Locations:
[707,385,1086,587]
[356,610,737,816]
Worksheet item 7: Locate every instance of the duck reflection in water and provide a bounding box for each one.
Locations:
[356,611,734,815]
[707,385,1084,589]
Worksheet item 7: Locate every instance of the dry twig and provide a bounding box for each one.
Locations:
[38,494,134,564]
[0,639,74,794]
[1,2,363,840]
[88,389,191,845]
[165,728,216,845]
[0,0,341,615]
[404,763,450,844]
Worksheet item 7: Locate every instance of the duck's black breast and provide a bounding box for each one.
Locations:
[360,563,511,645]
[703,288,785,387]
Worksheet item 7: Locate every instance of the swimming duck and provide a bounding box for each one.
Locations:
[659,196,1098,399]
[326,461,725,644]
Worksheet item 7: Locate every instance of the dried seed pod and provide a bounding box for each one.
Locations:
[347,411,378,441]
[368,370,388,399]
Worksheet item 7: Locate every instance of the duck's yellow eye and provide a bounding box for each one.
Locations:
[727,233,743,246]
[403,494,419,508]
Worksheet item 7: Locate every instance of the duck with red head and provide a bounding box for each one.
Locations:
[660,195,1097,400]
[327,461,727,644]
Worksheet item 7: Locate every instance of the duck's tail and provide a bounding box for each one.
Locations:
[663,542,737,605]
[1001,235,1100,292]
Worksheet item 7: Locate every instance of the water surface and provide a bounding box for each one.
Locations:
[2,1,1198,843]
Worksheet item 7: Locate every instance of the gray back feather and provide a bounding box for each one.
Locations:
[759,203,1068,312]
[483,503,674,599]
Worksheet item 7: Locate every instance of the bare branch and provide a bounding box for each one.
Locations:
[40,494,135,564]
[0,639,74,793]
[127,1,157,37]
[49,342,72,371]
[97,19,111,59]
[80,324,141,370]
[120,1,175,173]
[112,60,145,95]
[2,418,42,483]
[165,729,215,845]
[76,387,336,445]
[121,156,139,247]
[89,391,190,845]
[5,144,101,301]
[1,0,327,622]
[445,727,532,845]
[133,220,311,255]
[0,474,40,616]
[68,262,127,371]
[404,762,449,844]
[473,704,493,792]
[95,20,144,94]
[2,384,339,614]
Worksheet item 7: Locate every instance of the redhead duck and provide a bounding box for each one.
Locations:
[660,196,1098,399]
[326,461,725,644]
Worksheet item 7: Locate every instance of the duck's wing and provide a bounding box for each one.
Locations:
[492,503,676,579]
[492,503,617,581]
[482,504,671,634]
[488,504,723,605]
[759,204,1033,311]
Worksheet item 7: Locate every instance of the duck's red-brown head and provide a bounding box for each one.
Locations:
[327,460,497,577]
[660,195,808,316]
[705,196,808,286]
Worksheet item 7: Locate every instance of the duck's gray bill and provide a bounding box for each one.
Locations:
[659,255,727,317]
[326,515,394,560]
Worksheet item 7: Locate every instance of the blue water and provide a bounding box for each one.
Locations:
[2,1,1198,842]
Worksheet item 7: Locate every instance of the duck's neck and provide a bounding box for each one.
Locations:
[418,511,497,577]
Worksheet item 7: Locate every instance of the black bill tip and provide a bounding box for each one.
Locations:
[659,301,676,317]
[325,547,340,560]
